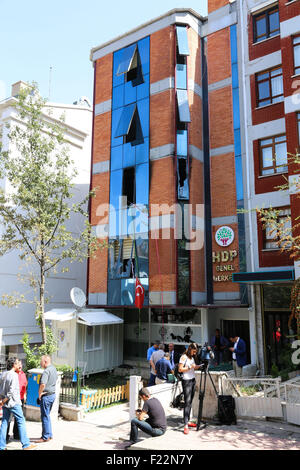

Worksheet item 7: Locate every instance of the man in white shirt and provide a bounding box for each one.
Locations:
[229,334,247,377]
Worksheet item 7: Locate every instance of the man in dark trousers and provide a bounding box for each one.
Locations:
[35,355,57,443]
[124,388,166,448]
[229,334,247,377]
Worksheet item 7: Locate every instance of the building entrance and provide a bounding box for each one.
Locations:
[221,319,251,365]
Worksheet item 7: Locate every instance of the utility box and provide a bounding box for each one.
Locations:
[26,368,43,407]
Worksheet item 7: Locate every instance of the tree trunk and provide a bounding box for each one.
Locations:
[39,262,47,345]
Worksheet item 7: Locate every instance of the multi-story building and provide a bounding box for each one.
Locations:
[88,1,300,373]
[0,81,92,358]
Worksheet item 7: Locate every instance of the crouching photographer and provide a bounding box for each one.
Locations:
[178,343,203,435]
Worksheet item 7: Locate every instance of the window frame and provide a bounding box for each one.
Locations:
[293,35,300,76]
[259,134,288,176]
[253,6,280,44]
[256,66,284,108]
[84,325,103,352]
[262,207,292,250]
[297,112,300,146]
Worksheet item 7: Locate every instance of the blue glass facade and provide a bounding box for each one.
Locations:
[108,37,150,306]
[230,24,248,304]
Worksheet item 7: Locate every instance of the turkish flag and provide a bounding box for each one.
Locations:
[135,277,145,309]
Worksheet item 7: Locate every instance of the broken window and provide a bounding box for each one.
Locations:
[177,157,189,200]
[122,167,136,207]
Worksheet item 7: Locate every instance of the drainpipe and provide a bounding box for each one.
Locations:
[238,0,260,370]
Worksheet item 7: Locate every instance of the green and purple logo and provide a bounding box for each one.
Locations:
[215,226,235,247]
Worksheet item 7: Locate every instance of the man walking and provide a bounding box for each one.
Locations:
[229,334,247,377]
[35,355,57,443]
[0,357,36,450]
[124,388,166,448]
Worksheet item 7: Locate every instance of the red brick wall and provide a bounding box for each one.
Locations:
[150,26,175,84]
[209,86,234,149]
[207,27,231,85]
[279,0,300,22]
[94,54,113,104]
[208,0,229,14]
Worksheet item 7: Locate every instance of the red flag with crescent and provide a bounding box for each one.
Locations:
[135,277,144,309]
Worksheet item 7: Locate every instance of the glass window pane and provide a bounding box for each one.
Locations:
[115,103,136,137]
[123,142,135,168]
[113,49,125,88]
[271,75,283,97]
[124,80,137,106]
[261,138,273,146]
[177,89,191,123]
[262,168,275,176]
[255,16,267,40]
[112,85,124,110]
[138,37,150,75]
[117,44,137,75]
[94,326,101,348]
[294,44,300,69]
[269,11,279,34]
[258,81,270,100]
[121,278,135,306]
[176,26,190,56]
[177,130,188,156]
[107,279,121,305]
[294,37,300,46]
[257,72,269,81]
[111,146,123,171]
[262,146,273,169]
[135,238,149,278]
[136,138,149,164]
[272,95,284,104]
[137,98,149,139]
[274,135,286,143]
[176,64,187,89]
[135,163,149,205]
[275,142,287,166]
[110,169,123,211]
[271,68,282,77]
[85,327,93,350]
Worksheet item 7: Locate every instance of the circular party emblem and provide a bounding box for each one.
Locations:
[215,226,235,247]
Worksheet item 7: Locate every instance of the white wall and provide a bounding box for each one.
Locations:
[0,94,92,349]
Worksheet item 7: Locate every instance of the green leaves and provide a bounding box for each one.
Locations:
[0,82,104,343]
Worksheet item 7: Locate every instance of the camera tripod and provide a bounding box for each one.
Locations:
[196,360,226,431]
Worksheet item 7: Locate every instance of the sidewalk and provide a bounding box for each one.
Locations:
[3,403,300,451]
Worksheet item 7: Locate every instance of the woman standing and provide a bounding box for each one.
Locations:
[178,343,201,435]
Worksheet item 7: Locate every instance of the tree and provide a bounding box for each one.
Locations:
[254,151,300,338]
[0,83,101,344]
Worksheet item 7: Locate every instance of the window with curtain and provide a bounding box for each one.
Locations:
[253,7,280,43]
[256,67,283,107]
[293,36,300,76]
[259,134,288,176]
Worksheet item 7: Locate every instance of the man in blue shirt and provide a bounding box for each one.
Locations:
[147,341,159,361]
[155,353,174,384]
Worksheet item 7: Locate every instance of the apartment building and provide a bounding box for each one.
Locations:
[88,0,300,372]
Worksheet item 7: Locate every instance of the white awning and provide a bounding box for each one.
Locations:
[77,310,123,326]
[44,308,77,322]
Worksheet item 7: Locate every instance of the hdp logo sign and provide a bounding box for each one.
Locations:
[215,226,235,247]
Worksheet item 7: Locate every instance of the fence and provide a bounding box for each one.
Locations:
[222,376,283,418]
[59,369,82,406]
[284,382,300,426]
[80,381,130,412]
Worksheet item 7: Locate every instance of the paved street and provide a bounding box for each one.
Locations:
[3,403,300,451]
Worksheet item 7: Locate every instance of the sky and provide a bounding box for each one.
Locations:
[0,0,207,105]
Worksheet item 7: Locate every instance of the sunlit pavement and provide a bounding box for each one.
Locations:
[3,403,300,451]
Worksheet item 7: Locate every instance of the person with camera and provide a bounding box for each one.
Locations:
[178,342,202,435]
[124,387,166,449]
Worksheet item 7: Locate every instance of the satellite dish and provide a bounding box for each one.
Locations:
[70,287,86,308]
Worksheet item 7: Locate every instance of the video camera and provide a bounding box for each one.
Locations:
[197,342,215,364]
